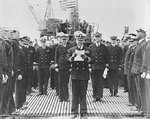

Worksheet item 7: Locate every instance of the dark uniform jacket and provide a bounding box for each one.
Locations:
[37,46,51,69]
[141,40,150,72]
[89,43,108,70]
[67,46,94,80]
[124,45,137,75]
[50,44,59,62]
[4,40,14,75]
[128,45,137,75]
[124,46,133,75]
[131,39,147,74]
[22,46,36,70]
[10,39,20,74]
[107,45,122,69]
[55,44,71,70]
[16,46,26,75]
[0,39,7,70]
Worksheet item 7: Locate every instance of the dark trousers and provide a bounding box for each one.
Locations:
[54,71,59,95]
[50,69,55,89]
[32,69,39,89]
[24,70,33,93]
[58,70,69,100]
[0,76,15,115]
[140,77,146,112]
[134,74,142,110]
[91,70,104,98]
[38,68,49,94]
[129,75,137,105]
[123,74,128,91]
[127,75,132,103]
[108,69,119,95]
[15,75,26,109]
[71,80,88,114]
[143,78,150,114]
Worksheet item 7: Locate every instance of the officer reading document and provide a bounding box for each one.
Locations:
[67,31,94,119]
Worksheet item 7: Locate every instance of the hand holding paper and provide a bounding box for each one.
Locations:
[74,50,85,61]
[81,54,88,60]
[72,52,77,58]
[2,74,8,84]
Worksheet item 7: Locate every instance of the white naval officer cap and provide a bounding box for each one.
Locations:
[74,31,86,38]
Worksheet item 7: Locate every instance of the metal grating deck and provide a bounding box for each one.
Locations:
[11,80,144,118]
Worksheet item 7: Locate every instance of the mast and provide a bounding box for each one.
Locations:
[70,0,79,33]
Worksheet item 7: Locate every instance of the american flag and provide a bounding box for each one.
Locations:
[59,0,76,10]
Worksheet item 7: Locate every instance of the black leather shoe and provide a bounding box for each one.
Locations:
[99,98,104,102]
[124,90,128,93]
[93,98,97,102]
[64,99,70,102]
[43,92,47,95]
[114,94,119,97]
[96,98,100,101]
[59,99,63,102]
[37,92,43,96]
[70,114,77,119]
[81,113,88,119]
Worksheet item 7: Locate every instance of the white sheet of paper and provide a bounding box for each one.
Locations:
[146,73,150,79]
[103,68,109,78]
[74,50,85,61]
[2,74,8,84]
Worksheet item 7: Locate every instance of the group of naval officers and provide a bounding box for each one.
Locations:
[0,27,150,119]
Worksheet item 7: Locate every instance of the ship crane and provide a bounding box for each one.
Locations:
[25,0,60,37]
[25,0,41,24]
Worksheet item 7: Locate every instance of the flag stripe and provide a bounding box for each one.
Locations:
[60,2,76,7]
[60,0,76,10]
[60,0,76,5]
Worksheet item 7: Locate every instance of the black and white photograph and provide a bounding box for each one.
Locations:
[0,0,150,119]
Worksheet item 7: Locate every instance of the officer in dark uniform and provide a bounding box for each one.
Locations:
[128,39,138,107]
[89,32,108,102]
[28,40,38,89]
[15,38,27,109]
[0,30,14,115]
[131,29,147,111]
[107,35,122,97]
[0,29,8,115]
[37,37,52,95]
[49,44,57,90]
[124,34,138,105]
[122,36,130,92]
[50,34,61,95]
[22,36,36,95]
[67,31,94,119]
[55,32,71,102]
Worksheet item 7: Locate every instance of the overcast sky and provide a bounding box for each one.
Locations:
[0,0,150,40]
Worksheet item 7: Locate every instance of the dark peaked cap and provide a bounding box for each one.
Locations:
[136,28,146,34]
[110,35,117,40]
[94,32,102,37]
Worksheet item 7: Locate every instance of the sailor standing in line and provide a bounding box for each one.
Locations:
[107,36,122,97]
[37,37,52,95]
[22,36,36,95]
[89,32,108,102]
[131,29,147,111]
[55,32,71,102]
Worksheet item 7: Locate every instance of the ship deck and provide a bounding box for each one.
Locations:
[10,80,146,119]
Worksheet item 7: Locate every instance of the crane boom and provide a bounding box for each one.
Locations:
[25,0,41,24]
